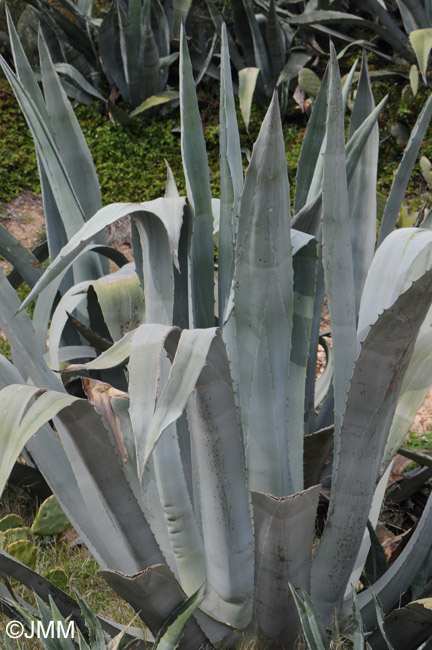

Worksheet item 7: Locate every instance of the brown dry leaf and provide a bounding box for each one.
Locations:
[376,522,416,564]
[388,454,414,486]
[82,377,129,462]
[293,85,306,112]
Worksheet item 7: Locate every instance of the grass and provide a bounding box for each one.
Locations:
[405,429,432,450]
[0,484,146,645]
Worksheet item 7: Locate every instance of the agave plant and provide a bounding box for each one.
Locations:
[3,10,432,649]
[252,0,415,64]
[15,0,184,112]
[205,0,312,125]
[97,0,180,113]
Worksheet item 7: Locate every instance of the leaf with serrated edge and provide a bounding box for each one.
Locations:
[312,268,432,619]
[180,27,214,328]
[218,23,243,325]
[233,90,294,496]
[154,583,205,650]
[20,199,186,311]
[347,51,378,315]
[253,486,320,646]
[186,331,254,629]
[321,44,356,454]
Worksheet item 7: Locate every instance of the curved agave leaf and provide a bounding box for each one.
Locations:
[0,270,60,388]
[127,324,208,596]
[49,280,93,371]
[367,598,432,650]
[276,50,311,88]
[312,268,432,619]
[53,62,106,101]
[91,272,144,342]
[232,91,294,496]
[358,229,432,340]
[288,8,412,61]
[129,90,179,117]
[0,354,139,574]
[180,27,214,329]
[0,384,78,497]
[132,327,217,476]
[20,199,186,312]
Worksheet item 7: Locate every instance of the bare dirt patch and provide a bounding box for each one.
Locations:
[0,191,45,272]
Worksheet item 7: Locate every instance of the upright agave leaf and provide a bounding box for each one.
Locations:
[186,332,254,629]
[286,232,317,449]
[38,33,102,226]
[5,9,106,283]
[321,44,357,450]
[180,27,214,328]
[218,23,243,325]
[347,51,378,316]
[294,64,329,214]
[232,91,295,496]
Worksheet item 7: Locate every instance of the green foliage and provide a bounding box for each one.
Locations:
[31,495,69,536]
[405,430,432,450]
[0,81,40,202]
[0,496,68,570]
[0,78,304,205]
